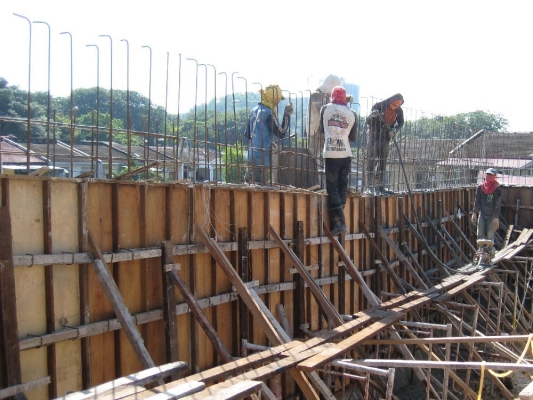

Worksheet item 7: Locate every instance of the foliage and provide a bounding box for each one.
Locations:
[222,141,247,183]
[399,111,508,140]
[0,75,511,148]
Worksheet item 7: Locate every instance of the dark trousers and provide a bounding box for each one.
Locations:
[366,135,391,187]
[325,157,351,209]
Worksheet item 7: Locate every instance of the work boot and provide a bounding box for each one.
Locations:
[329,206,347,235]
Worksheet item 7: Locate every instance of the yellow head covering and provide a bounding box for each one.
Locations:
[260,84,285,114]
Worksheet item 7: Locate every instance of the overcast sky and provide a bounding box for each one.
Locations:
[1,0,531,131]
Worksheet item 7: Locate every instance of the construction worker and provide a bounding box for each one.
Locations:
[472,167,502,257]
[318,86,358,235]
[365,93,404,194]
[245,84,293,184]
[307,75,342,164]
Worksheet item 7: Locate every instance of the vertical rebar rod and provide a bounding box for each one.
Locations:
[175,53,182,181]
[199,64,208,179]
[163,52,170,180]
[142,45,152,170]
[100,35,113,178]
[219,72,228,179]
[120,39,131,172]
[187,58,199,183]
[231,72,239,181]
[237,76,247,182]
[86,44,100,176]
[14,13,32,173]
[207,64,217,183]
[33,20,51,167]
[60,31,74,177]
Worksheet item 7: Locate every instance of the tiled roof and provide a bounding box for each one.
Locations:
[0,138,47,164]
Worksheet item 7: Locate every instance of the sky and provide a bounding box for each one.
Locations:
[1,0,531,131]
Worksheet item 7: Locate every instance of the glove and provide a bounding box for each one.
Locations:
[491,218,499,230]
[284,103,294,116]
[387,129,396,139]
[471,213,477,224]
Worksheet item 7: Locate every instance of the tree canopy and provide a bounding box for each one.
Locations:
[0,76,509,147]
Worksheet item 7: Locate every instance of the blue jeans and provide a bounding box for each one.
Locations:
[325,157,351,209]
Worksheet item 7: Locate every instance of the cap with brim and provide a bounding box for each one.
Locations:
[485,168,498,175]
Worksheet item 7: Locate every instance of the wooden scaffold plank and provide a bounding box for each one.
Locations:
[195,224,332,400]
[57,362,188,400]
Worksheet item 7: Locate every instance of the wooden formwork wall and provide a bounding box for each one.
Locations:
[0,175,491,399]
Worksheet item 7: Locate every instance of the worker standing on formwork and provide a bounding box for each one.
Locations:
[318,85,358,235]
[471,167,502,260]
[365,93,404,194]
[306,75,342,187]
[245,84,293,184]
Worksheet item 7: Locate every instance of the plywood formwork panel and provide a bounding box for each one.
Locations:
[386,195,399,293]
[193,186,215,371]
[211,188,233,362]
[142,185,167,367]
[250,191,267,346]
[279,192,295,332]
[3,175,514,400]
[266,191,282,339]
[116,183,143,378]
[10,179,48,400]
[86,182,116,386]
[169,185,191,372]
[344,195,357,314]
[50,180,82,397]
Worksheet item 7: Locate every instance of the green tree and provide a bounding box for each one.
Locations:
[399,110,508,140]
[222,141,246,183]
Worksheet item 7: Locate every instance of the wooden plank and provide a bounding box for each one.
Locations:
[297,312,404,371]
[99,343,302,400]
[161,241,179,368]
[195,225,285,344]
[276,304,291,338]
[0,376,50,399]
[58,362,188,400]
[269,225,344,327]
[195,225,321,400]
[43,180,58,399]
[0,203,25,392]
[143,185,167,367]
[116,183,143,377]
[520,380,533,400]
[78,180,91,389]
[115,162,160,180]
[49,180,83,396]
[169,269,233,363]
[87,181,115,386]
[211,188,233,367]
[179,380,261,400]
[144,381,205,399]
[327,222,380,306]
[87,232,156,370]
